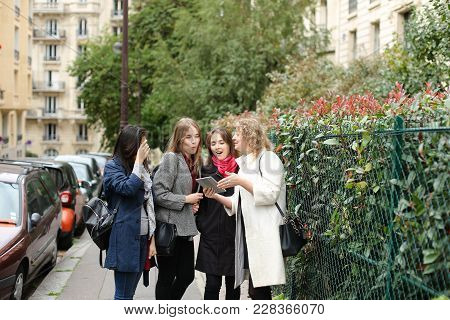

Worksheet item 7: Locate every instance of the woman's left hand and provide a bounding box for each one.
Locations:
[149,236,157,257]
[217,172,241,189]
[192,202,200,214]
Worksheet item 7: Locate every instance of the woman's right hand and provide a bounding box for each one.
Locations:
[203,188,217,199]
[185,193,203,204]
[136,140,150,164]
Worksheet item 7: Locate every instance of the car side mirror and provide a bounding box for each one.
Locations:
[79,180,91,189]
[31,213,42,228]
[90,180,97,186]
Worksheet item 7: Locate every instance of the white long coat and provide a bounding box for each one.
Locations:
[226,150,286,288]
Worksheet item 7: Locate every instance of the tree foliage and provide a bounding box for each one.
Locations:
[70,0,322,149]
[384,0,450,93]
[258,0,450,114]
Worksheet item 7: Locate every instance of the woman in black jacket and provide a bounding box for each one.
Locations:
[195,127,240,300]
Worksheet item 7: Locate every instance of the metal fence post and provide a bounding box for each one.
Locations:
[385,116,405,299]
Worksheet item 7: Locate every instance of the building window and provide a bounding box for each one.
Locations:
[349,30,357,61]
[399,10,412,43]
[14,0,20,17]
[113,0,124,14]
[78,18,88,36]
[317,0,327,30]
[28,35,32,65]
[78,45,86,55]
[76,149,88,155]
[349,0,357,15]
[45,44,58,60]
[112,26,122,36]
[14,70,18,94]
[46,70,53,86]
[46,19,58,36]
[78,124,88,141]
[45,96,57,114]
[77,98,85,110]
[44,123,57,140]
[14,27,19,61]
[44,149,59,157]
[372,21,380,55]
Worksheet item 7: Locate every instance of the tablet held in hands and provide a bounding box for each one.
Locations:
[196,177,227,194]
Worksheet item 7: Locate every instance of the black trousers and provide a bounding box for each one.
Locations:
[204,274,240,300]
[155,237,195,300]
[248,275,272,300]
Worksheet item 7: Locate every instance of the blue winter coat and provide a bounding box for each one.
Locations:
[103,157,146,272]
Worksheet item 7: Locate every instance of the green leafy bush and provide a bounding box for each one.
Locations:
[270,84,449,299]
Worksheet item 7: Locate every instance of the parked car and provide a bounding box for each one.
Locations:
[68,161,98,199]
[54,155,102,179]
[81,153,109,175]
[0,162,61,300]
[9,159,87,249]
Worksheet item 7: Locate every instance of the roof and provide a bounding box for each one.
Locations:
[0,164,25,183]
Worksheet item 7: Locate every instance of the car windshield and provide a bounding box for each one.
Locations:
[69,162,93,182]
[0,182,21,226]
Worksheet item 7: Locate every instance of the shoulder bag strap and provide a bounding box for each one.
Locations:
[258,155,285,219]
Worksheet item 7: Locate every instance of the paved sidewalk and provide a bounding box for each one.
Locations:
[30,231,249,300]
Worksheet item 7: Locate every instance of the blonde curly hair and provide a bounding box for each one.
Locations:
[236,118,272,156]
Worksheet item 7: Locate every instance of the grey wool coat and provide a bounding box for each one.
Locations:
[152,152,200,237]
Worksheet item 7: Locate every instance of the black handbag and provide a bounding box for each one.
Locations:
[83,197,121,266]
[155,220,177,256]
[84,197,121,251]
[258,156,307,257]
[276,203,307,257]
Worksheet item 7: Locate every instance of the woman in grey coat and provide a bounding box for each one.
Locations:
[153,118,204,300]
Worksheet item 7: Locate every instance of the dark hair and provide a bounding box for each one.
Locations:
[113,125,149,174]
[205,127,236,166]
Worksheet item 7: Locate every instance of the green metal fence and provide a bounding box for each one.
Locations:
[275,123,449,300]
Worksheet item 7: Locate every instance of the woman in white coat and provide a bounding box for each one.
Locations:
[204,118,286,300]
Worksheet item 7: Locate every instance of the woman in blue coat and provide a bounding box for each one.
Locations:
[103,125,157,300]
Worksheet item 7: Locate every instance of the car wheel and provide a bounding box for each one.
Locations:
[10,265,25,300]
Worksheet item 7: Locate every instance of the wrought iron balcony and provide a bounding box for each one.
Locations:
[32,81,65,92]
[33,29,66,41]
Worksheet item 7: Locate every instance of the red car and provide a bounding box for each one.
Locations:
[0,162,61,300]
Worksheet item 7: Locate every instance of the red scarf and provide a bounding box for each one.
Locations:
[212,155,238,177]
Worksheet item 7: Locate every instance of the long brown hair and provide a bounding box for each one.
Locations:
[205,127,237,166]
[166,118,202,171]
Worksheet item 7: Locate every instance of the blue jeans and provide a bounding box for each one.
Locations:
[114,235,148,300]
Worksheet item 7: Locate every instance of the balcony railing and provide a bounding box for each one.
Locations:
[42,134,59,142]
[26,109,38,118]
[33,2,64,14]
[28,56,32,66]
[42,107,58,117]
[33,81,65,92]
[0,89,4,102]
[76,135,89,142]
[15,5,20,17]
[33,29,66,40]
[17,134,23,144]
[77,31,89,39]
[44,55,60,62]
[14,50,19,61]
[111,9,123,19]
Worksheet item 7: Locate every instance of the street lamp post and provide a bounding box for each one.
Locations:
[120,0,129,130]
